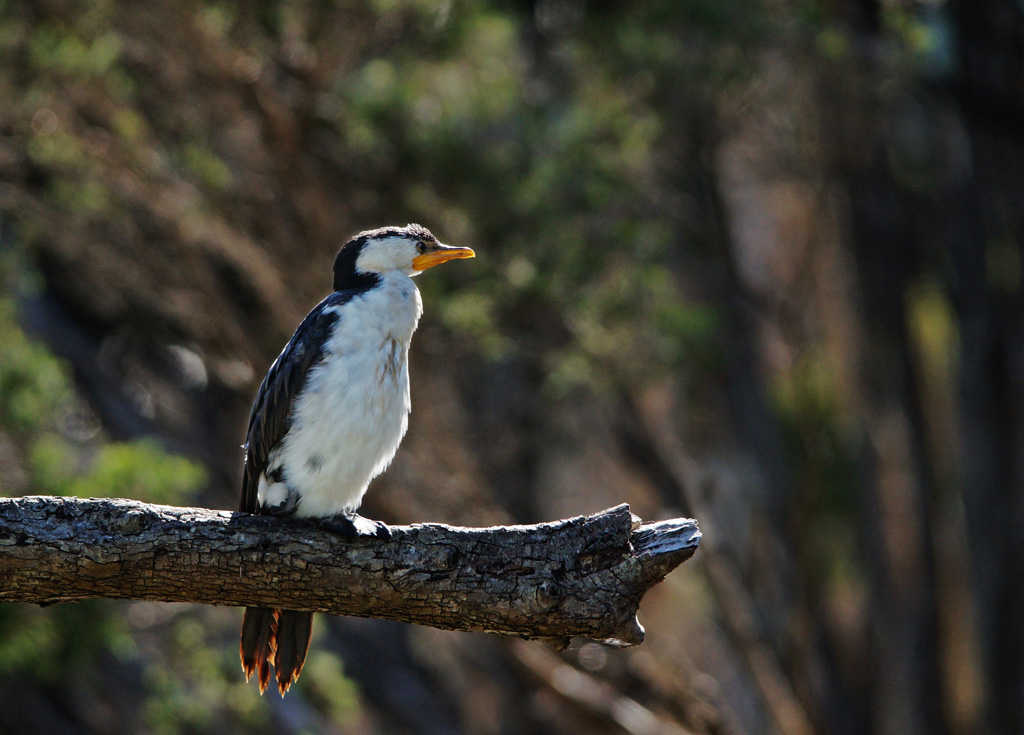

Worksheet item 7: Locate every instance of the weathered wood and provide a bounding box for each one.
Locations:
[0,496,700,645]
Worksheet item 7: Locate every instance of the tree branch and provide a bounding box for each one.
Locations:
[0,496,700,647]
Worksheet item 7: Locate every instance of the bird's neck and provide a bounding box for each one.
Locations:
[333,268,381,292]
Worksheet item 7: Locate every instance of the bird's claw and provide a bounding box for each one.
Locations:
[320,513,391,539]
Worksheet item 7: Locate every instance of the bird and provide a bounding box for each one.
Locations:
[238,223,474,696]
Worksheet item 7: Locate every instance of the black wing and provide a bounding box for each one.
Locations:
[239,292,354,514]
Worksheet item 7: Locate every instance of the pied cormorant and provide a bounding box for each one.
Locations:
[239,223,474,695]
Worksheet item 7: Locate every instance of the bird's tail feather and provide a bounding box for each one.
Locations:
[274,610,314,694]
[240,607,313,696]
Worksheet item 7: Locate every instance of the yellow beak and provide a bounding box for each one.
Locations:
[412,245,476,271]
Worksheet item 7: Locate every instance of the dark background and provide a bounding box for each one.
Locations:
[0,1,1021,734]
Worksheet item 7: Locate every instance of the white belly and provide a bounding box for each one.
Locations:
[260,275,421,518]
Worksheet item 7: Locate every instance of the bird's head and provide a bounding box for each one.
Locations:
[333,224,475,291]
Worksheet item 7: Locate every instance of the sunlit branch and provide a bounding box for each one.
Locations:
[0,497,699,647]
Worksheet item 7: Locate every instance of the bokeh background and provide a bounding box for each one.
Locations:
[0,1,1021,733]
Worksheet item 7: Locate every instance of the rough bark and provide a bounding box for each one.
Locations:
[0,496,700,646]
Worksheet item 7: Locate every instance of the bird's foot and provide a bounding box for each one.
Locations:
[320,512,391,539]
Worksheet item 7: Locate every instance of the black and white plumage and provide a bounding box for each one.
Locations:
[239,224,474,695]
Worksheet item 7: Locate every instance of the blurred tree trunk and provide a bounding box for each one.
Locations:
[845,159,947,735]
[835,2,1024,734]
[947,3,1024,734]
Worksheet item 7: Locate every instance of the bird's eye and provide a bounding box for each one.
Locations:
[416,241,426,254]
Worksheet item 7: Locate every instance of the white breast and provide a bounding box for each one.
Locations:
[263,274,423,518]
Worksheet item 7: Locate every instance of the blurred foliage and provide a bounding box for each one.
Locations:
[0,289,206,503]
[334,1,738,398]
[29,437,207,503]
[0,601,129,682]
[0,262,213,722]
[0,297,72,437]
[140,614,267,735]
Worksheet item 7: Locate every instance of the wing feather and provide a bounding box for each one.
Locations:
[239,292,356,514]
